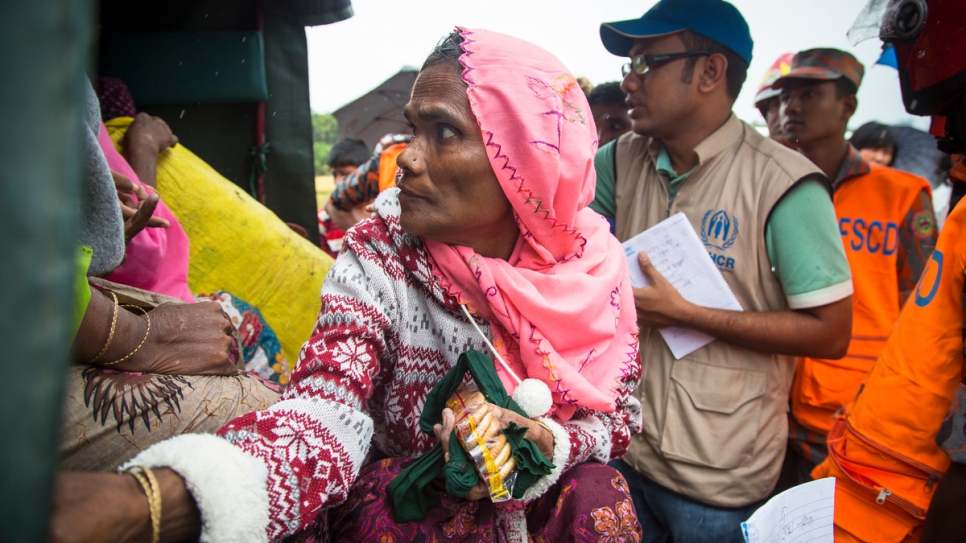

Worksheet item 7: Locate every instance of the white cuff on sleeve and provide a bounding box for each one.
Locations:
[119,433,269,543]
[519,417,571,503]
[786,279,854,309]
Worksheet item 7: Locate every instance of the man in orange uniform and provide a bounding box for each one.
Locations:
[810,1,966,541]
[752,52,793,147]
[773,48,938,484]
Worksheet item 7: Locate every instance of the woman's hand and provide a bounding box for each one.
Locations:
[123,112,178,156]
[434,408,490,501]
[120,302,241,376]
[49,469,202,543]
[112,169,169,243]
[433,404,556,501]
[490,405,555,459]
[48,472,152,543]
[122,113,178,189]
[76,289,239,375]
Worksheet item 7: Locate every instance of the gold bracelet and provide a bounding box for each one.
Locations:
[126,466,162,543]
[88,291,119,363]
[534,419,556,450]
[101,305,151,366]
[534,419,553,436]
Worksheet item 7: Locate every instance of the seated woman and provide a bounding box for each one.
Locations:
[60,81,281,472]
[101,109,332,377]
[49,29,642,542]
[97,112,292,384]
[62,281,282,471]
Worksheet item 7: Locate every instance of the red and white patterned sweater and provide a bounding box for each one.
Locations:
[128,191,642,542]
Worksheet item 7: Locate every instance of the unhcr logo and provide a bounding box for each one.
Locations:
[701,209,739,251]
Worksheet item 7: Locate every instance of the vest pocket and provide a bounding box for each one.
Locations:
[833,480,917,543]
[798,358,870,412]
[661,359,766,469]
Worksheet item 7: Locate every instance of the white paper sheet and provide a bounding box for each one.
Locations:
[741,478,836,543]
[622,212,743,359]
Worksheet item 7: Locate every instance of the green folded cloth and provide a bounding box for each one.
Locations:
[386,350,555,522]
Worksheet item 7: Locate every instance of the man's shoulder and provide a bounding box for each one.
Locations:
[867,164,932,191]
[613,131,654,160]
[737,120,824,183]
[610,132,660,187]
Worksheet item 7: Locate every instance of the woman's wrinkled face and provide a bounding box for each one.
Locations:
[396,63,518,257]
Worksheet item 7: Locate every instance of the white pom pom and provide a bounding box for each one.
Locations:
[512,378,553,418]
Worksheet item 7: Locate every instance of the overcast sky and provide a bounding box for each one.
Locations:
[306,0,929,132]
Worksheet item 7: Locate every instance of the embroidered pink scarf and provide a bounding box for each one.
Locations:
[424,28,639,421]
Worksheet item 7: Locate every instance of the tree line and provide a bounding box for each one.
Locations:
[312,112,339,176]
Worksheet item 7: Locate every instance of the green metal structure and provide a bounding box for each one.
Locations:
[0,0,94,539]
[0,1,351,538]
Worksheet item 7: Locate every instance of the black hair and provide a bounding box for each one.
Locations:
[678,30,749,102]
[327,138,370,168]
[849,122,898,152]
[421,32,465,73]
[588,82,626,107]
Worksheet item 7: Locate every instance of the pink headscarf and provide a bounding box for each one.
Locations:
[424,28,639,421]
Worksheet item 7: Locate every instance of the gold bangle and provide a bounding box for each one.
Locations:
[534,419,553,435]
[126,466,162,543]
[88,291,119,363]
[534,419,556,450]
[101,305,151,366]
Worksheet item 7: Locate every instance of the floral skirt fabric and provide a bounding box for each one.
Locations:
[199,291,291,385]
[290,458,642,543]
[59,365,281,472]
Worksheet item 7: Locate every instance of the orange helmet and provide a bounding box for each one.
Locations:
[753,53,794,107]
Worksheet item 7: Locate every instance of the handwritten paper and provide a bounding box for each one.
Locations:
[622,212,742,359]
[741,478,836,543]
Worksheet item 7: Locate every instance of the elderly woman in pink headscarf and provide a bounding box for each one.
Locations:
[48,29,642,543]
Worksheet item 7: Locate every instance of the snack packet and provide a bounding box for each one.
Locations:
[446,385,517,502]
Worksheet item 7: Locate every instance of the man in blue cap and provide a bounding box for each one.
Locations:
[592,1,855,541]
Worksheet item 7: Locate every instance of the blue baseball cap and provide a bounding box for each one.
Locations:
[600,0,753,64]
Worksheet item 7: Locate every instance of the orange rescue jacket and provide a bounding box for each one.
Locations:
[811,198,966,542]
[793,165,932,435]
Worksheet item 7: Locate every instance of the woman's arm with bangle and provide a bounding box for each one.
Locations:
[48,467,202,543]
[54,244,391,542]
[72,285,240,376]
[512,350,642,503]
[72,286,147,364]
[557,350,643,471]
[129,242,391,541]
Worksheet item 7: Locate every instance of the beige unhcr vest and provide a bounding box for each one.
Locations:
[615,115,827,507]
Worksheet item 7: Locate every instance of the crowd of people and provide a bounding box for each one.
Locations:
[40,0,966,542]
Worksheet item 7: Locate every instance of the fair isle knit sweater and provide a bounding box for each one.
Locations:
[124,191,643,542]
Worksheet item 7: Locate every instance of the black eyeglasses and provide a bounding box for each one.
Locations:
[621,51,712,77]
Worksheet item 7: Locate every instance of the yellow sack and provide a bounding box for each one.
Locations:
[106,117,334,375]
